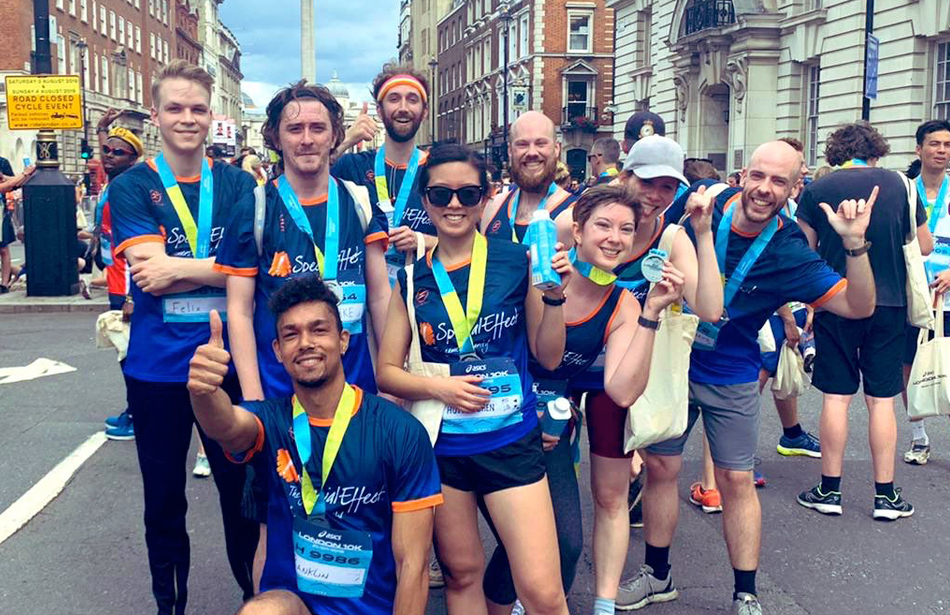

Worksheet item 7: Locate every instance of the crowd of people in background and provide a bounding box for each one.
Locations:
[4,53,947,615]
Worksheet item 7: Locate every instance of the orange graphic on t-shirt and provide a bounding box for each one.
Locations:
[420,322,435,346]
[276,448,299,484]
[268,251,292,277]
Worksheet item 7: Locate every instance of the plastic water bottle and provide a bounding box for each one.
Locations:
[542,397,572,437]
[527,209,561,290]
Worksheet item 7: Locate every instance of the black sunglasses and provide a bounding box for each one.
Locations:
[102,144,135,157]
[425,185,484,207]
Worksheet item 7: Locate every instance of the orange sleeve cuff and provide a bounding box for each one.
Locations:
[213,263,259,277]
[114,234,164,256]
[365,230,389,250]
[810,278,848,309]
[225,414,265,464]
[392,493,444,513]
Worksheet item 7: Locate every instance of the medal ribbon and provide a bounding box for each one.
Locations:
[715,203,779,307]
[374,146,422,228]
[277,175,340,282]
[509,183,558,243]
[430,232,488,357]
[95,185,113,266]
[568,247,617,285]
[154,154,214,258]
[291,383,357,517]
[840,158,869,168]
[917,174,950,233]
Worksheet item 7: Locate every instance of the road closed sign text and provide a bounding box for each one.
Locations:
[5,75,83,130]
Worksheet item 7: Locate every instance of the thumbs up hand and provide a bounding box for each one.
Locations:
[342,101,378,149]
[187,310,232,396]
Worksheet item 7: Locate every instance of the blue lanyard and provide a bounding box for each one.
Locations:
[842,158,869,168]
[374,146,421,228]
[277,175,340,282]
[917,175,950,233]
[715,204,778,307]
[509,183,557,243]
[95,185,109,227]
[154,154,214,258]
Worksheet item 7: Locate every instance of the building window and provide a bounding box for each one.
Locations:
[805,64,821,167]
[520,14,529,58]
[128,67,135,100]
[565,78,592,122]
[91,1,97,29]
[56,35,66,74]
[148,0,153,16]
[636,10,652,67]
[568,11,592,53]
[91,53,98,91]
[80,0,88,22]
[127,22,134,49]
[935,42,950,120]
[56,0,64,10]
[101,55,110,95]
[99,5,106,35]
[118,16,125,45]
[163,39,169,64]
[135,26,141,53]
[804,0,822,10]
[69,0,76,15]
[109,10,116,40]
[150,32,155,59]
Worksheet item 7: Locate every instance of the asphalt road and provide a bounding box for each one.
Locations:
[1,311,949,615]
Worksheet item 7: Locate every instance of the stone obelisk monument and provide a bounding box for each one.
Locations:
[301,0,316,84]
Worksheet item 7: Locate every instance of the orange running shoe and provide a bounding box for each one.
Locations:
[689,482,722,514]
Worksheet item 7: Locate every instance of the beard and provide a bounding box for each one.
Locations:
[740,189,785,224]
[511,155,558,192]
[295,375,328,389]
[382,110,423,143]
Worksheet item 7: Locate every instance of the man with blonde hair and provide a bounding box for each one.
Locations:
[109,59,259,615]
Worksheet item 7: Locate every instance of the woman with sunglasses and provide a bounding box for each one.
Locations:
[377,143,573,615]
[480,185,688,615]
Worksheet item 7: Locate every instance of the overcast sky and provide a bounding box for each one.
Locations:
[219,1,400,108]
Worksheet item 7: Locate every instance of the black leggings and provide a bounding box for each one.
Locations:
[477,429,583,605]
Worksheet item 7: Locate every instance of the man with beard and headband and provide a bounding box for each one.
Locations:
[333,64,435,285]
[795,121,929,521]
[187,276,441,615]
[621,141,877,615]
[481,111,577,245]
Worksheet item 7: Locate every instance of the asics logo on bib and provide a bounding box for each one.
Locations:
[434,310,520,345]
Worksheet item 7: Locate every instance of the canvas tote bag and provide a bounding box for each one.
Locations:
[901,174,936,330]
[771,342,808,400]
[624,224,700,453]
[907,299,950,419]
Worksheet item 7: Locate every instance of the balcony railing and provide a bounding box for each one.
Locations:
[562,105,599,132]
[684,0,736,36]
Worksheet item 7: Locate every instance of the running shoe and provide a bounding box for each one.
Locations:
[688,482,722,514]
[733,593,763,615]
[105,422,135,441]
[428,558,444,588]
[629,473,644,528]
[0,285,8,294]
[796,484,842,515]
[753,470,766,488]
[79,278,91,299]
[803,350,815,373]
[873,488,914,521]
[104,411,132,430]
[903,440,931,465]
[777,431,821,458]
[615,565,678,611]
[192,453,211,477]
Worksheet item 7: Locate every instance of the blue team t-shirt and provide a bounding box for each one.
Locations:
[682,182,845,385]
[331,149,436,236]
[397,239,538,456]
[483,187,577,243]
[213,179,388,397]
[235,388,442,615]
[111,158,256,382]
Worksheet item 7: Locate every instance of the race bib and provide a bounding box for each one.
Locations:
[692,312,729,351]
[385,250,404,288]
[162,287,227,323]
[443,357,523,434]
[292,516,372,598]
[335,282,366,334]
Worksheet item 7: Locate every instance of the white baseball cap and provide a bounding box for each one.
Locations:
[622,135,687,185]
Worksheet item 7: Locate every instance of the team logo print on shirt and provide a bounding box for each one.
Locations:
[420,322,435,346]
[276,449,299,484]
[149,189,163,204]
[415,289,429,306]
[269,252,292,277]
[490,220,502,234]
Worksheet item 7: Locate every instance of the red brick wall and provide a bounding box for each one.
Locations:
[0,0,35,72]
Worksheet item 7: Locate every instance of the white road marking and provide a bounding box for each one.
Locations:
[0,432,108,546]
[0,358,77,385]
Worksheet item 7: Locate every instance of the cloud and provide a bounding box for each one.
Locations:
[219,2,400,106]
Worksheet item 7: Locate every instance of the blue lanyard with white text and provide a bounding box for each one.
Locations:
[277,175,340,282]
[154,154,214,258]
[374,146,421,228]
[96,185,112,265]
[95,185,109,227]
[715,205,778,307]
[509,183,557,243]
[917,175,950,233]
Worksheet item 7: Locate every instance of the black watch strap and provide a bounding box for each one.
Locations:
[542,294,566,306]
[638,315,660,330]
[844,241,871,257]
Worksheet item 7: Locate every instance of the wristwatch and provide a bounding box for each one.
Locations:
[638,315,660,330]
[542,294,566,307]
[843,241,871,257]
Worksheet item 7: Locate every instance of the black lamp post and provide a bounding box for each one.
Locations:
[500,2,512,166]
[428,58,438,144]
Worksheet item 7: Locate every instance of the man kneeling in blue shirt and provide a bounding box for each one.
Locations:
[188,274,442,615]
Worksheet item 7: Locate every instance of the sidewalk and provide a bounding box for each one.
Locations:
[0,283,108,313]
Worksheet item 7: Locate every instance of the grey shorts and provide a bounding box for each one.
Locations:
[645,381,760,471]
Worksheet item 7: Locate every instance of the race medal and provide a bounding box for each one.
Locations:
[443,357,523,434]
[641,249,667,284]
[292,516,373,598]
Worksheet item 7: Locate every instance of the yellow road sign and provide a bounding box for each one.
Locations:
[5,75,84,130]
